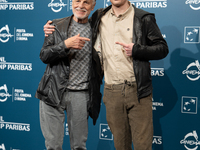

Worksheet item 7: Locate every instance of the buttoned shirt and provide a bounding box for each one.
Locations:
[99,3,135,84]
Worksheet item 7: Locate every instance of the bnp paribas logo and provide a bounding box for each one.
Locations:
[131,0,167,9]
[104,0,167,8]
[0,0,34,11]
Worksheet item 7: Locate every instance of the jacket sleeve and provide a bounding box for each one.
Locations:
[40,28,70,64]
[132,15,169,61]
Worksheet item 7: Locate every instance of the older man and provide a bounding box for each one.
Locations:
[35,0,102,150]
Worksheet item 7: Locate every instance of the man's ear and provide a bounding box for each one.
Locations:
[92,3,96,11]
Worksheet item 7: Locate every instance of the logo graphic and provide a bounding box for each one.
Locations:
[152,136,162,145]
[0,143,21,150]
[131,0,167,9]
[181,96,198,114]
[13,89,32,101]
[185,0,200,10]
[0,1,34,10]
[0,84,11,102]
[104,0,167,8]
[182,60,200,81]
[0,116,30,131]
[0,83,32,102]
[99,124,113,140]
[151,68,164,76]
[15,29,34,41]
[0,25,13,43]
[0,144,5,150]
[184,27,200,43]
[180,131,200,150]
[0,57,32,71]
[152,98,164,111]
[48,0,67,12]
[0,25,34,43]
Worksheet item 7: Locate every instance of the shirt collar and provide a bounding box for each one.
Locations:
[111,2,133,19]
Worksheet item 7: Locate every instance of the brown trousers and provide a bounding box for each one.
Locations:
[103,82,153,150]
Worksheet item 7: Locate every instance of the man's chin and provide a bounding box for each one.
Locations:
[76,16,86,20]
[74,14,89,20]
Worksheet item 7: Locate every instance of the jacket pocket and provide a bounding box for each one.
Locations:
[36,73,61,107]
[37,74,51,96]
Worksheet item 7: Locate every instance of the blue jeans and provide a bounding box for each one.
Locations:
[40,90,89,150]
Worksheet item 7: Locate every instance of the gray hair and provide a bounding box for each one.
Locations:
[72,0,96,5]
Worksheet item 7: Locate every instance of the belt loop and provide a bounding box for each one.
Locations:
[111,84,113,91]
[122,80,126,96]
[124,80,127,84]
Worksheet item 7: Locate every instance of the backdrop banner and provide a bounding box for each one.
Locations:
[0,0,200,150]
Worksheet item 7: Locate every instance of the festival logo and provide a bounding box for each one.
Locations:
[184,27,200,43]
[180,131,200,150]
[0,83,32,102]
[0,0,34,10]
[0,25,13,43]
[13,88,32,102]
[15,28,34,41]
[48,0,67,12]
[182,60,200,81]
[185,0,200,10]
[181,96,198,114]
[0,84,11,102]
[0,25,34,43]
[152,97,164,111]
[99,124,113,140]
